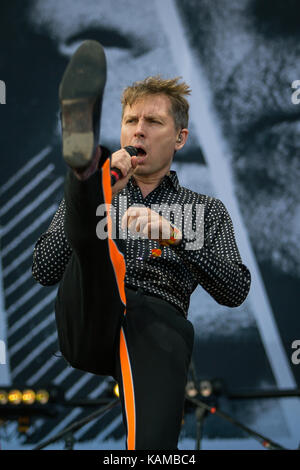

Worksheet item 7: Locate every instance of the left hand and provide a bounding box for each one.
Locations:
[121,206,182,245]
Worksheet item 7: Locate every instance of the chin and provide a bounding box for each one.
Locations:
[134,168,147,175]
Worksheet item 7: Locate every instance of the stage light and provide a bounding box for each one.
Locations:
[8,389,22,405]
[35,389,50,404]
[185,381,198,398]
[22,389,36,405]
[199,380,213,397]
[113,383,119,398]
[0,386,56,408]
[0,390,8,405]
[0,385,62,424]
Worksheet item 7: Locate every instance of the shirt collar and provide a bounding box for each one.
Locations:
[129,170,180,192]
[166,170,180,191]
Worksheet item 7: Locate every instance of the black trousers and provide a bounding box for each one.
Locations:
[55,160,194,450]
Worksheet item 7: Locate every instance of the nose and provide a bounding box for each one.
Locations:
[134,119,146,138]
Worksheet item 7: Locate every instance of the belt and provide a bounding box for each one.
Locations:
[125,285,185,317]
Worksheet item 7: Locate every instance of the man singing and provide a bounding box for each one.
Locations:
[32,40,251,450]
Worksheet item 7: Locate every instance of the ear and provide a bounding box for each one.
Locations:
[174,128,189,151]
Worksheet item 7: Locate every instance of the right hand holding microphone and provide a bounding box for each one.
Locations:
[111,146,139,197]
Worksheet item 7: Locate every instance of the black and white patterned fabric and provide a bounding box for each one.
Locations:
[32,170,251,318]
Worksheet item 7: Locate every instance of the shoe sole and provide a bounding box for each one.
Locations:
[59,40,106,169]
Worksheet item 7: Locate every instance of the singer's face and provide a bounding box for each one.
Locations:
[120,94,181,177]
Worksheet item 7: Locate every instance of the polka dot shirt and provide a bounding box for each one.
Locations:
[32,170,251,318]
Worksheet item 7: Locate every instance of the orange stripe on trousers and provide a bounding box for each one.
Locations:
[120,328,136,450]
[101,158,136,449]
[101,158,126,306]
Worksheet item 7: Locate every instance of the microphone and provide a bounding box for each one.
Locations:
[110,146,138,186]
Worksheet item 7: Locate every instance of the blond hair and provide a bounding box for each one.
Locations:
[121,76,191,130]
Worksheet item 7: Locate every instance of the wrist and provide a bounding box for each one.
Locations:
[159,225,182,247]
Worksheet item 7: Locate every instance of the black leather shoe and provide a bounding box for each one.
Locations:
[59,40,107,170]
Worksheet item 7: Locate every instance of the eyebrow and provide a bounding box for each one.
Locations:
[123,113,166,121]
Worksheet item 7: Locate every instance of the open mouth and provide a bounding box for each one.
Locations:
[136,147,147,157]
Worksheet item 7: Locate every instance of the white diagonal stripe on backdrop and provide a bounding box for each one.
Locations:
[9,312,55,356]
[64,373,94,400]
[5,268,33,297]
[53,363,74,385]
[0,147,52,195]
[0,164,55,217]
[27,355,60,386]
[6,283,42,317]
[3,244,35,277]
[87,379,110,399]
[8,289,57,336]
[1,178,63,237]
[1,205,57,258]
[11,331,57,379]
